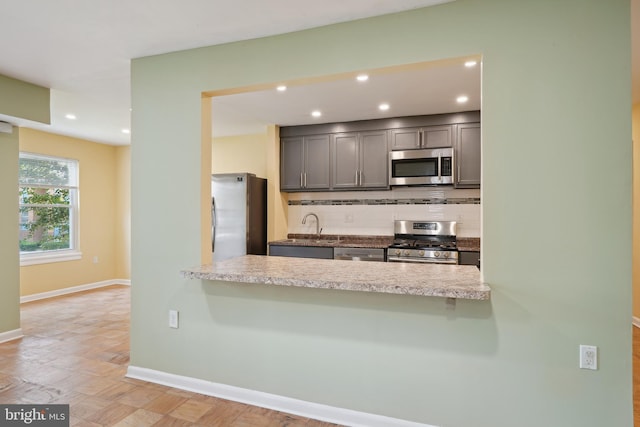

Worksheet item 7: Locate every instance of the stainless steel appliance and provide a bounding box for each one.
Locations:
[334,247,385,262]
[389,147,454,186]
[211,173,267,262]
[387,220,458,264]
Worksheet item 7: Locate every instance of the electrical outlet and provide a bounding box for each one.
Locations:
[579,345,598,370]
[169,310,179,329]
[92,256,99,264]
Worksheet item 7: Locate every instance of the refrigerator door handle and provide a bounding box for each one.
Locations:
[211,197,216,252]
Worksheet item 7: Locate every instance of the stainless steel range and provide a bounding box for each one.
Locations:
[386,220,458,264]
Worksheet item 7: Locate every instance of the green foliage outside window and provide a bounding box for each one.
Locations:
[19,153,77,253]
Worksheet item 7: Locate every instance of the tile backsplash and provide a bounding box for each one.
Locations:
[287,187,481,237]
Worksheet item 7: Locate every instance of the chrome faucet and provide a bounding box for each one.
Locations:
[302,212,322,237]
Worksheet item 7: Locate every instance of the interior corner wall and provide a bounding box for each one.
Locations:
[633,103,640,320]
[0,128,20,333]
[130,1,632,426]
[115,145,131,280]
[212,133,268,178]
[19,128,120,295]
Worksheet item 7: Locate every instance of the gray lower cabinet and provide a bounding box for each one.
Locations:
[280,135,331,191]
[269,244,334,259]
[332,130,388,189]
[455,123,481,188]
[390,125,453,150]
[459,251,480,266]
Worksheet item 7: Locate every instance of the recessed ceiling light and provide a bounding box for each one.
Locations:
[276,85,287,92]
[121,129,130,134]
[311,110,322,118]
[356,74,369,82]
[65,114,76,120]
[378,103,390,111]
[456,95,469,103]
[464,60,478,68]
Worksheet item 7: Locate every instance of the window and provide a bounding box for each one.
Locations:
[19,152,81,265]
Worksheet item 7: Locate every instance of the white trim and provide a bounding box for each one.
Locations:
[126,366,438,427]
[0,329,23,344]
[633,317,640,328]
[20,279,130,304]
[20,250,82,266]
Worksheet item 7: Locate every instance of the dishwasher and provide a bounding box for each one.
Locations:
[333,247,385,262]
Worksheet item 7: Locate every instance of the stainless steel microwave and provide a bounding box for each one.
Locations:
[389,147,454,186]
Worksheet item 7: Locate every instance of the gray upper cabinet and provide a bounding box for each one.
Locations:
[332,130,388,189]
[332,133,359,189]
[390,125,453,150]
[280,137,304,191]
[455,123,481,188]
[423,125,453,148]
[359,131,389,188]
[280,135,330,191]
[280,111,480,192]
[389,128,421,150]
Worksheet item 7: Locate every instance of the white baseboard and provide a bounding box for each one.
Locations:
[126,366,436,427]
[20,279,131,304]
[0,328,23,344]
[633,316,640,328]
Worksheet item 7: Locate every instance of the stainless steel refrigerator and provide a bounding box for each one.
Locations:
[211,173,267,262]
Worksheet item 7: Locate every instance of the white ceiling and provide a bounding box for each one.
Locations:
[0,0,636,145]
[211,59,481,137]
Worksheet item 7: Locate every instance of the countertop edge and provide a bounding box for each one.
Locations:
[180,258,490,301]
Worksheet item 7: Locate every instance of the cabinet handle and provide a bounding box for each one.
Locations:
[304,173,307,188]
[300,173,303,188]
[359,170,363,186]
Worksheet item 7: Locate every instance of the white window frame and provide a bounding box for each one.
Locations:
[19,152,81,266]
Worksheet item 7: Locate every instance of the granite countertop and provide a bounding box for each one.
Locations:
[269,234,393,249]
[181,255,490,300]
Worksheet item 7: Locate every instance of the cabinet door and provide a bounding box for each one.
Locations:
[455,123,481,188]
[332,133,359,189]
[280,137,304,191]
[269,245,334,259]
[303,134,331,190]
[422,125,453,148]
[359,130,389,188]
[390,128,421,150]
[459,251,480,266]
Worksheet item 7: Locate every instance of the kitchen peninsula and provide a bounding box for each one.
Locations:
[181,255,490,300]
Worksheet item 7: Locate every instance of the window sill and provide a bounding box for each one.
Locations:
[20,250,82,266]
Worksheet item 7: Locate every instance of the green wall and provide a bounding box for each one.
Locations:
[0,128,20,334]
[130,1,632,426]
[0,74,50,124]
[0,75,50,335]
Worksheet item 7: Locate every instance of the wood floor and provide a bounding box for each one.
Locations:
[0,286,340,426]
